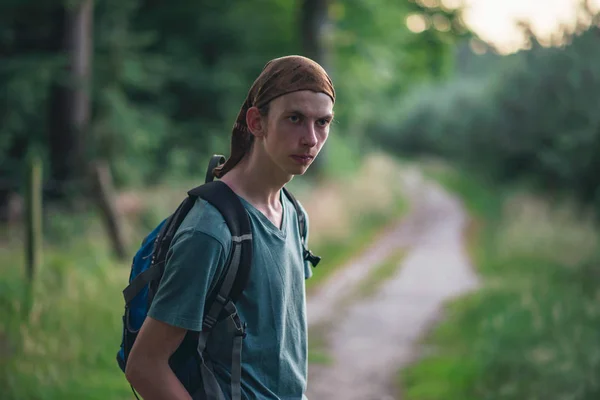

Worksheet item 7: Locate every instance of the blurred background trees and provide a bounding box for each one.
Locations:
[377,2,600,217]
[5,0,599,219]
[4,0,600,267]
[0,0,469,218]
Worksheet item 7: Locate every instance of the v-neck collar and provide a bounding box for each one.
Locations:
[236,190,287,239]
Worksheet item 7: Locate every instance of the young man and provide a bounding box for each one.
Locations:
[124,55,335,400]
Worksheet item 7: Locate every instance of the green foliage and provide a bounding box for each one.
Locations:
[402,166,600,400]
[380,7,600,216]
[1,0,302,191]
[0,0,65,186]
[0,236,132,400]
[1,0,471,199]
[330,0,471,138]
[91,0,301,186]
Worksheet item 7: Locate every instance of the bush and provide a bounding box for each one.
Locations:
[379,9,600,216]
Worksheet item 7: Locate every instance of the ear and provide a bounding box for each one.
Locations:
[246,107,266,138]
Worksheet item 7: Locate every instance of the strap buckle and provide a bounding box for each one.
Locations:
[230,309,247,339]
[235,322,247,339]
[202,315,218,331]
[215,293,228,305]
[304,248,321,267]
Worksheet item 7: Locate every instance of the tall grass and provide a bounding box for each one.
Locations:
[401,165,600,400]
[0,233,132,400]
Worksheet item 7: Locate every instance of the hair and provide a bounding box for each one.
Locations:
[213,103,270,179]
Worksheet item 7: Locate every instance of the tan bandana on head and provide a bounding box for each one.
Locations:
[214,55,335,178]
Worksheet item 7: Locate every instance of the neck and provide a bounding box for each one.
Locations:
[219,151,292,210]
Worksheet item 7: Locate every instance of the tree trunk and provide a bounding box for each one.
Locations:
[92,161,128,260]
[47,0,93,203]
[0,137,28,223]
[300,0,331,71]
[300,0,332,180]
[25,154,43,284]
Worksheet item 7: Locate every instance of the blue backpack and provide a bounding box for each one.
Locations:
[116,155,321,400]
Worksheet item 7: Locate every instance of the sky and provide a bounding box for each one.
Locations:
[449,0,600,53]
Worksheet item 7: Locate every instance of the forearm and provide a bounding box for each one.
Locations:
[126,359,192,400]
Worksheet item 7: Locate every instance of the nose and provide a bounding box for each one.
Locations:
[302,124,318,148]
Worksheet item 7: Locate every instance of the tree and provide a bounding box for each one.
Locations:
[47,0,93,202]
[300,0,332,178]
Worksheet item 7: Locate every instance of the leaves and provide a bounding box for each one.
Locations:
[384,9,600,214]
[0,0,470,192]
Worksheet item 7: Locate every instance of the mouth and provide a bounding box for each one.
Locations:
[290,155,314,165]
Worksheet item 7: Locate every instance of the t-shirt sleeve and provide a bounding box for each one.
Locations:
[147,228,227,332]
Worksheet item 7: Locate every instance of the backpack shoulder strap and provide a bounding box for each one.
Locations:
[188,181,252,400]
[146,195,198,305]
[188,181,253,321]
[205,154,225,183]
[281,187,321,267]
[281,187,306,238]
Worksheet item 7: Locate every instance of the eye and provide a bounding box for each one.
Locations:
[317,118,330,127]
[288,115,300,123]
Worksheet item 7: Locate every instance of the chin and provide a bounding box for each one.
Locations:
[288,165,310,176]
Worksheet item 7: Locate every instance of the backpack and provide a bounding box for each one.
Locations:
[116,154,321,400]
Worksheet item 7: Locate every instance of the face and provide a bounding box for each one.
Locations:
[247,90,334,177]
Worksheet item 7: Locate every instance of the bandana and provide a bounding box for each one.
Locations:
[214,55,335,178]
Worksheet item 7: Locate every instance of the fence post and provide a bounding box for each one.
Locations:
[92,161,128,260]
[25,153,43,284]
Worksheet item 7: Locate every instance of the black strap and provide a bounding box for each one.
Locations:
[147,196,198,306]
[205,155,226,184]
[131,385,141,400]
[186,180,253,400]
[282,187,306,238]
[193,301,246,400]
[188,181,253,304]
[155,197,197,261]
[123,261,162,305]
[282,187,321,267]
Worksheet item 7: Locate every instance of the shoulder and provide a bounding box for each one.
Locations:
[174,198,233,252]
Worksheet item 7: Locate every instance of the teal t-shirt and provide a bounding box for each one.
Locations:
[147,189,312,400]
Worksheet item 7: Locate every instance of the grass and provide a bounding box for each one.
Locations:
[307,322,334,365]
[355,249,406,298]
[0,232,133,400]
[400,162,600,400]
[0,151,410,399]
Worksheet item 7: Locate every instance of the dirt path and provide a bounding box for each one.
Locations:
[305,167,480,400]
